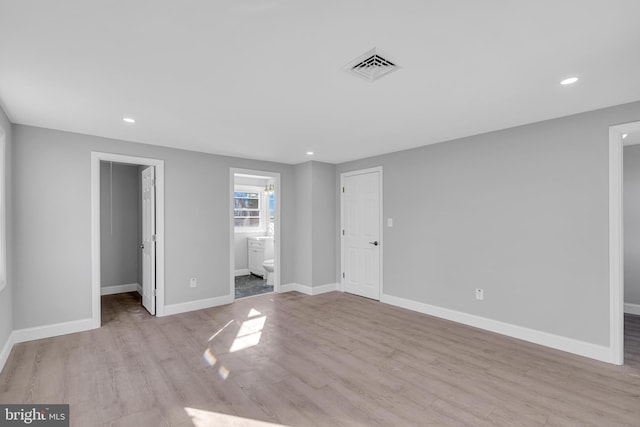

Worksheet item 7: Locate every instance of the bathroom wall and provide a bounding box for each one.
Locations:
[624,143,640,307]
[100,162,140,288]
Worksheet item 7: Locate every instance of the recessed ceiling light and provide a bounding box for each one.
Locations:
[306,151,314,156]
[560,77,579,85]
[623,133,628,139]
[123,117,136,123]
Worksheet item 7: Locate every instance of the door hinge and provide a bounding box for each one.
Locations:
[342,229,345,236]
[342,272,345,278]
[152,234,157,242]
[151,178,156,186]
[342,186,345,193]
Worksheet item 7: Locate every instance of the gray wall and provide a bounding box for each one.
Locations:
[294,162,312,286]
[12,125,295,329]
[0,105,12,354]
[292,161,337,287]
[311,162,337,286]
[100,162,140,287]
[624,144,640,305]
[337,100,640,347]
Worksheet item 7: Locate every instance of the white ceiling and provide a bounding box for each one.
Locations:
[624,130,640,146]
[1,1,639,164]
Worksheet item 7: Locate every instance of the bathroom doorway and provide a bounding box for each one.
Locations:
[230,168,280,299]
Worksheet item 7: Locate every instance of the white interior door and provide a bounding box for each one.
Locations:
[342,169,381,300]
[141,166,156,315]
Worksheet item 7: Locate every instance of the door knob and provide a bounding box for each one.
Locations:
[140,244,144,249]
[369,241,379,246]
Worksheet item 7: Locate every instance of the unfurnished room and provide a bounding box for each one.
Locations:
[1,1,640,426]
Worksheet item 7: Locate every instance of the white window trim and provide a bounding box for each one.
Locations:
[234,185,267,233]
[0,126,6,292]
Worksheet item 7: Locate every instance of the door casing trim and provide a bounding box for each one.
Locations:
[229,168,281,299]
[91,152,166,328]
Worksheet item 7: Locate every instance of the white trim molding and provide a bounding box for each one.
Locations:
[91,152,166,326]
[164,294,234,316]
[381,293,613,364]
[0,332,14,374]
[280,283,338,296]
[0,125,6,293]
[12,318,94,345]
[1,318,97,373]
[609,120,640,366]
[230,168,282,300]
[625,303,640,316]
[235,269,250,277]
[100,283,140,295]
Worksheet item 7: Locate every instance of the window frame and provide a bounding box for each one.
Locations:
[234,185,267,232]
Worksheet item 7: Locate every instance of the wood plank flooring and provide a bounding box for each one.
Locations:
[1,291,640,426]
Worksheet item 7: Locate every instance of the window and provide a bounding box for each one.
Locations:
[234,190,262,228]
[0,127,6,292]
[234,184,275,232]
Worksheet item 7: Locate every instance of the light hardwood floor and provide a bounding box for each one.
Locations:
[1,291,640,426]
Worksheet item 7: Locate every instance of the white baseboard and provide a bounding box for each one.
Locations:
[311,283,339,295]
[381,293,613,364]
[163,294,234,317]
[235,269,250,277]
[0,331,15,374]
[625,302,640,316]
[100,283,139,295]
[279,283,298,293]
[12,318,96,345]
[137,283,143,295]
[279,283,338,296]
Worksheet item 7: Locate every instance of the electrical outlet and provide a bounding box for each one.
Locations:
[190,277,197,288]
[475,288,484,301]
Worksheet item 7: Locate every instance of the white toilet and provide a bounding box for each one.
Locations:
[262,259,274,286]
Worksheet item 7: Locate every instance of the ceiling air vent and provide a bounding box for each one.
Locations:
[343,48,400,82]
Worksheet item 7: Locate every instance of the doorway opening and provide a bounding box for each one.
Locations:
[610,120,640,366]
[230,169,280,299]
[91,152,165,328]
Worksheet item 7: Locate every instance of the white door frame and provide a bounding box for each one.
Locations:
[609,120,640,365]
[91,152,166,327]
[229,168,281,297]
[339,166,383,298]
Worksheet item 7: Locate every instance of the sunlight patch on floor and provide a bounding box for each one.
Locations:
[229,313,266,353]
[209,319,234,341]
[203,309,268,379]
[184,407,285,427]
